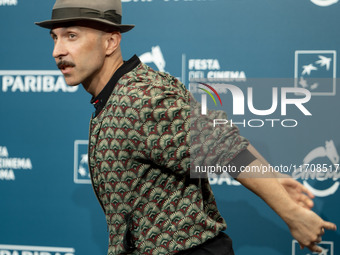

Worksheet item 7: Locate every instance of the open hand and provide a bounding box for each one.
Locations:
[286,205,337,253]
[277,173,315,209]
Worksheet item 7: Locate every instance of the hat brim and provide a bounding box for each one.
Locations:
[35,17,134,33]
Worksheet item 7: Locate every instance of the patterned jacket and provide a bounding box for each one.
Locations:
[88,61,249,254]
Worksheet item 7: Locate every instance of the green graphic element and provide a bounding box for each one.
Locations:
[199,88,217,106]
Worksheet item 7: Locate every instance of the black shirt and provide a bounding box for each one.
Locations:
[90,55,140,117]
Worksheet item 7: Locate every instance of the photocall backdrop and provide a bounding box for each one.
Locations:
[0,0,339,254]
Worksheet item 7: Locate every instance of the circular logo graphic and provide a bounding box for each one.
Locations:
[301,140,339,197]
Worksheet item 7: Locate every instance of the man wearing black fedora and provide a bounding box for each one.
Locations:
[36,0,336,254]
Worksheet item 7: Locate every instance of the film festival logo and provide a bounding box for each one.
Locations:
[139,45,185,82]
[295,50,336,96]
[74,140,90,184]
[140,46,166,73]
[292,240,334,255]
[139,47,247,85]
[310,0,338,6]
[0,145,32,181]
[292,140,340,198]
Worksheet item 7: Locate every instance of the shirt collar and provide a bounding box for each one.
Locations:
[90,55,141,117]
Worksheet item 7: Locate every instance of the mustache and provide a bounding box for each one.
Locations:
[57,60,75,69]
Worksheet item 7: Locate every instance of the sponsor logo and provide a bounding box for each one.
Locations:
[292,240,334,255]
[140,46,166,72]
[310,0,338,7]
[0,71,78,93]
[0,145,32,181]
[0,244,75,255]
[74,140,90,184]
[294,51,336,96]
[0,0,17,6]
[292,140,340,197]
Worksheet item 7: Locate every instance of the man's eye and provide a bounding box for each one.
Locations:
[69,34,76,39]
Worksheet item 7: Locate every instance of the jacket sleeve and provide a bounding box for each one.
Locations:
[139,84,250,177]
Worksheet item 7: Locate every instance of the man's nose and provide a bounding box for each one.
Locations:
[52,40,67,59]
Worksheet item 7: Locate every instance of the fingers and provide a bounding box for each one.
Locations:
[307,243,323,253]
[293,210,336,254]
[300,183,315,199]
[297,193,314,209]
[298,242,304,250]
[294,181,315,207]
[301,240,322,253]
[304,223,336,253]
[305,236,323,253]
[320,227,325,235]
[315,235,322,243]
[323,221,337,231]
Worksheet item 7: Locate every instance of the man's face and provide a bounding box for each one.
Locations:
[50,25,107,86]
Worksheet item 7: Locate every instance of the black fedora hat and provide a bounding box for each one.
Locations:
[35,0,134,33]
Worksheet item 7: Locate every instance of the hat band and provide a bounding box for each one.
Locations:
[52,7,122,24]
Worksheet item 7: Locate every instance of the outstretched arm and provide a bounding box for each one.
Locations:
[247,144,315,209]
[237,145,337,253]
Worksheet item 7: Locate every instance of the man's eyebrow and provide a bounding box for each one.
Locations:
[50,30,56,36]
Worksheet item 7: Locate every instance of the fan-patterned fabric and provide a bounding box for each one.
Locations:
[88,63,249,254]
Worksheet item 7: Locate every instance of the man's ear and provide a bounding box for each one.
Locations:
[105,31,121,56]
